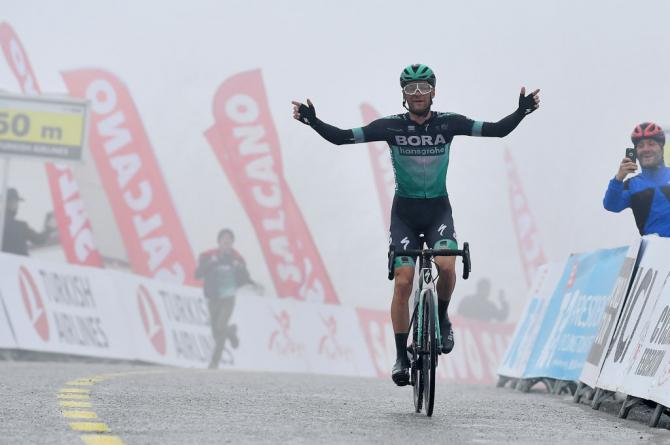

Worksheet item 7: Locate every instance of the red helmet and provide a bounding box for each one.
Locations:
[631,122,665,147]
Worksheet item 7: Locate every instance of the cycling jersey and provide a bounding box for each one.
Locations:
[603,166,670,236]
[308,109,526,198]
[195,248,252,299]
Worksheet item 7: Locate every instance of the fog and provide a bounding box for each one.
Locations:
[2,0,668,319]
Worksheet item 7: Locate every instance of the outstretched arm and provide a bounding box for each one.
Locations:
[483,87,540,137]
[292,99,385,145]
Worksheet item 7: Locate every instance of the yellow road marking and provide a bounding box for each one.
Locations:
[69,422,110,432]
[59,401,93,408]
[57,393,90,400]
[59,370,168,445]
[59,388,91,394]
[62,410,98,419]
[80,435,125,445]
[66,380,96,386]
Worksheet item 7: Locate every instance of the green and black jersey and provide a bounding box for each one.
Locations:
[307,109,526,198]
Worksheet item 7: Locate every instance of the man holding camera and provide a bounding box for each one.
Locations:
[603,122,670,237]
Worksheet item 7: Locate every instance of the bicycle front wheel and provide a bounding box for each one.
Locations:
[412,297,423,413]
[423,290,437,417]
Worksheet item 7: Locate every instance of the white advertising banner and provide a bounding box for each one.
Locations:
[111,271,376,376]
[0,289,17,348]
[579,238,642,387]
[619,238,670,399]
[358,307,515,385]
[497,261,566,379]
[595,237,668,392]
[301,303,377,377]
[112,272,216,368]
[0,253,133,358]
[646,277,670,406]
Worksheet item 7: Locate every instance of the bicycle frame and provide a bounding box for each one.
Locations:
[413,252,442,352]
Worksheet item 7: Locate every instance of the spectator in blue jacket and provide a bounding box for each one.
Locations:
[603,122,670,236]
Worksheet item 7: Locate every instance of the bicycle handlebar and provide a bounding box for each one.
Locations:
[387,242,471,281]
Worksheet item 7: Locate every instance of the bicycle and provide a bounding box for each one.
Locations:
[387,238,471,416]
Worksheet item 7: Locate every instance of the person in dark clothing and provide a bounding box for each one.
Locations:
[604,122,670,236]
[457,278,509,322]
[195,228,262,369]
[2,188,51,256]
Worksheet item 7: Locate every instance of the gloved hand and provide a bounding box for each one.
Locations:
[518,87,540,115]
[292,99,316,125]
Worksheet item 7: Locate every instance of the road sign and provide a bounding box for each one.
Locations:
[0,92,89,162]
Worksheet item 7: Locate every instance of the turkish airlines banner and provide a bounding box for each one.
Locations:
[0,22,103,267]
[504,148,546,287]
[113,273,215,367]
[357,308,514,384]
[579,238,641,387]
[498,261,566,379]
[62,69,196,284]
[204,69,339,304]
[360,103,394,226]
[0,290,17,348]
[0,254,132,358]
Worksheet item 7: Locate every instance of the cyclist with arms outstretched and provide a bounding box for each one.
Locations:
[292,64,540,386]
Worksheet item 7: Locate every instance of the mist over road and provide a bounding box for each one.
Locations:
[1,361,667,444]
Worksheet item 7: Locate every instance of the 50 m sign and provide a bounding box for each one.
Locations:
[0,93,89,162]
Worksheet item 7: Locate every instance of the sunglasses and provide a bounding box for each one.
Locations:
[402,82,433,95]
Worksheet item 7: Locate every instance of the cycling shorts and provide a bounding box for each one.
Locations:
[389,195,458,268]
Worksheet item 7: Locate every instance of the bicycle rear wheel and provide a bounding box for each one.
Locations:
[423,290,437,417]
[411,297,423,413]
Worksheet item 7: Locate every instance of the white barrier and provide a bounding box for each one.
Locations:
[0,254,134,359]
[0,252,379,378]
[498,235,670,426]
[0,251,514,383]
[594,237,670,393]
[0,289,17,349]
[579,239,641,387]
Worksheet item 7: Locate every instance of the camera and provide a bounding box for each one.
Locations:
[625,147,637,163]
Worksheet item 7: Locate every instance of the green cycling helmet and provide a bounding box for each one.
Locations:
[400,64,436,87]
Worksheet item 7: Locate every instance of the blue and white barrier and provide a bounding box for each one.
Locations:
[498,235,670,426]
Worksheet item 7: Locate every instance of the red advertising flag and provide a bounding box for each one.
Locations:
[0,22,103,267]
[62,69,196,284]
[504,147,546,287]
[204,69,339,304]
[360,103,394,226]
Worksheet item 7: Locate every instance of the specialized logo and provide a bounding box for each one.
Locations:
[137,285,166,356]
[18,266,49,341]
[401,237,410,250]
[438,224,447,236]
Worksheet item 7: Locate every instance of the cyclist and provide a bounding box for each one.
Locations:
[292,64,540,386]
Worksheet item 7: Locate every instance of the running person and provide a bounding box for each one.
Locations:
[292,64,540,386]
